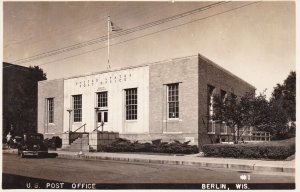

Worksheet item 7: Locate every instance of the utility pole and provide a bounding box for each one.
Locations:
[107,16,110,69]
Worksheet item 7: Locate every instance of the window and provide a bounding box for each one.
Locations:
[221,90,227,103]
[97,92,107,107]
[47,98,54,123]
[208,120,216,134]
[73,95,82,122]
[125,88,137,120]
[220,121,227,134]
[167,83,179,118]
[208,85,215,120]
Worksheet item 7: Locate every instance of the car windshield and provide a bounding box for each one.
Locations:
[27,135,43,140]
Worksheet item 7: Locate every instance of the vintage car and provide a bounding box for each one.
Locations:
[17,133,48,158]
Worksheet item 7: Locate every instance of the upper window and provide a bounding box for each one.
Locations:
[97,92,107,107]
[168,83,179,118]
[73,95,82,122]
[47,98,54,123]
[125,88,137,120]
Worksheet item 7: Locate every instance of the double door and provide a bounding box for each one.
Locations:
[97,110,108,131]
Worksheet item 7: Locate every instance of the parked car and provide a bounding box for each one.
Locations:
[17,133,48,158]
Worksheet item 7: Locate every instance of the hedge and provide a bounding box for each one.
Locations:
[102,138,199,154]
[44,136,62,149]
[202,137,295,160]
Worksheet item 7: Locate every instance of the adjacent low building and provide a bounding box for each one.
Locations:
[37,54,255,149]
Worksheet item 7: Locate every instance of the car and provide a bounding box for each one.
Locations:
[17,133,48,158]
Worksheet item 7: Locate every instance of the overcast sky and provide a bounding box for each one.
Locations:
[3,1,295,99]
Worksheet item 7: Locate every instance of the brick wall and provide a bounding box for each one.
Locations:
[197,54,256,148]
[38,79,64,139]
[148,56,199,144]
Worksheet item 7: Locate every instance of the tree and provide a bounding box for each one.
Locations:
[212,93,244,143]
[242,91,288,137]
[213,89,291,141]
[6,66,47,136]
[271,71,296,122]
[269,71,296,137]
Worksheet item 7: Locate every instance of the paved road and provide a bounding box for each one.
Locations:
[2,153,294,186]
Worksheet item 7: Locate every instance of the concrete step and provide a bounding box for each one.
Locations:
[68,135,91,152]
[70,144,89,148]
[69,148,89,152]
[72,140,89,144]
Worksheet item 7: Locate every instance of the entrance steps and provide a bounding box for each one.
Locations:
[59,134,89,152]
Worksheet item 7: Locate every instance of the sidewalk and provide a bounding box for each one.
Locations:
[3,148,295,174]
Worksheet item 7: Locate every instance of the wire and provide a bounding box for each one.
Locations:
[8,1,227,64]
[4,1,260,69]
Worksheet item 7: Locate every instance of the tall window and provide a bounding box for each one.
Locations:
[208,85,215,120]
[168,83,179,118]
[97,92,107,107]
[125,88,137,120]
[73,95,82,122]
[47,98,54,123]
[221,90,227,103]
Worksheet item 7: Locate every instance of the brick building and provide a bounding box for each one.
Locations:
[37,54,255,148]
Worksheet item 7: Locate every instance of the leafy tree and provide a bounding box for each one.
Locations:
[4,65,47,136]
[271,71,296,122]
[212,93,244,143]
[243,91,289,137]
[213,88,291,141]
[269,71,296,138]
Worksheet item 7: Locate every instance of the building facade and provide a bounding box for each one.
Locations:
[38,54,255,148]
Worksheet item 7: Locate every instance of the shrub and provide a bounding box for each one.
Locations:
[44,136,62,149]
[203,137,295,160]
[103,138,198,154]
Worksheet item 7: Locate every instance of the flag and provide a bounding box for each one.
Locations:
[110,21,122,32]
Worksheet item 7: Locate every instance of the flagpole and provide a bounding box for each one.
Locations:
[107,16,110,69]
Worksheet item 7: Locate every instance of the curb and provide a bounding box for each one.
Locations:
[56,154,295,173]
[3,150,294,173]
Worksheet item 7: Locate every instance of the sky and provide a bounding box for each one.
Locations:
[3,1,296,99]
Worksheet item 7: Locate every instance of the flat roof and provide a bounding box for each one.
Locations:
[39,53,256,90]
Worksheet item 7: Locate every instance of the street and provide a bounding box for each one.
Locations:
[2,153,294,188]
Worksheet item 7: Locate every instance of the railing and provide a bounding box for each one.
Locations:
[73,123,87,133]
[93,122,104,132]
[250,131,271,141]
[68,123,87,144]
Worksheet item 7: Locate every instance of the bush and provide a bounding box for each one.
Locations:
[203,137,295,160]
[103,138,198,154]
[44,136,62,149]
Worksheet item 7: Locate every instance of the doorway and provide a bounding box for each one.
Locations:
[97,110,108,131]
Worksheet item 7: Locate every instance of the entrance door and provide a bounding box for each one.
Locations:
[97,110,108,131]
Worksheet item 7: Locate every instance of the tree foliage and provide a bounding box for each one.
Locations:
[6,66,47,136]
[212,71,295,141]
[212,93,243,143]
[270,71,296,122]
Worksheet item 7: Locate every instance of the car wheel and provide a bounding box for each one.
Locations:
[20,152,25,158]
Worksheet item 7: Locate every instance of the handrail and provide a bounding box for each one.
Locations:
[73,123,87,133]
[93,122,104,132]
